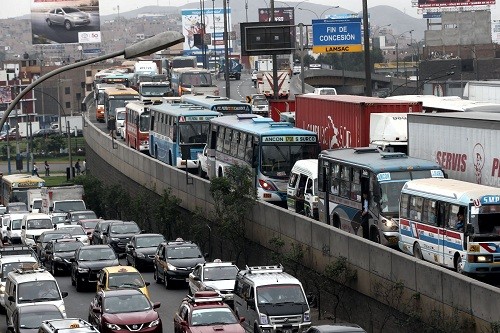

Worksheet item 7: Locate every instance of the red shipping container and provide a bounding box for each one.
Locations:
[295,95,422,150]
[268,99,295,121]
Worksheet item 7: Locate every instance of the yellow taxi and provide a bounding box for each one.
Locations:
[96,266,151,299]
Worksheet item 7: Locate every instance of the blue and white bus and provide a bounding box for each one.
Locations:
[399,178,500,275]
[317,148,444,247]
[148,103,221,169]
[206,114,320,203]
[181,95,252,115]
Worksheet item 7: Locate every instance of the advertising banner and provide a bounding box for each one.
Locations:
[0,87,12,104]
[493,20,500,44]
[418,0,495,8]
[31,0,101,44]
[181,8,232,56]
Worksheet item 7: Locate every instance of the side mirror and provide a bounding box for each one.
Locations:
[239,316,245,323]
[193,276,200,281]
[61,291,69,298]
[180,321,188,327]
[153,302,161,309]
[21,226,25,230]
[248,299,255,309]
[8,296,15,302]
[92,306,101,313]
[126,244,133,249]
[145,282,150,286]
[69,258,75,262]
[45,250,52,255]
[7,227,10,231]
[103,232,108,236]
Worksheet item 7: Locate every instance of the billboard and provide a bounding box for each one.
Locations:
[240,22,294,56]
[493,20,500,44]
[258,7,294,24]
[181,8,232,56]
[312,18,362,53]
[418,0,495,8]
[0,87,12,104]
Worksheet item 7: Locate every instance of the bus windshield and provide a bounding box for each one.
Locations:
[97,91,105,104]
[109,99,135,115]
[181,73,212,87]
[179,123,209,144]
[471,205,500,240]
[140,85,169,96]
[261,143,319,178]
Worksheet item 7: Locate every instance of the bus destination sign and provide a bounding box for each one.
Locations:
[180,115,218,122]
[262,136,317,143]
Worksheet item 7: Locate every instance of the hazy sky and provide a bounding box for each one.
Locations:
[2,0,500,20]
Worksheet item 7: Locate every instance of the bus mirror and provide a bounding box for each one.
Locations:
[466,224,474,235]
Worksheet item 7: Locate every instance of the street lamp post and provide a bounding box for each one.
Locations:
[386,29,413,78]
[298,6,339,19]
[0,31,184,133]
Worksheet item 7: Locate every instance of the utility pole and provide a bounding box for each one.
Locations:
[362,0,372,96]
[223,0,230,97]
[271,0,279,100]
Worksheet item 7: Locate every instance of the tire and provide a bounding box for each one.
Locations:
[71,274,76,286]
[413,243,423,260]
[370,228,381,244]
[455,254,465,274]
[46,19,52,26]
[164,272,170,289]
[51,262,57,277]
[75,275,84,292]
[154,267,162,283]
[64,20,72,30]
[198,165,206,178]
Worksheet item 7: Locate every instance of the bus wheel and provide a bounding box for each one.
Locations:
[218,167,223,178]
[169,153,173,166]
[413,243,423,260]
[454,254,465,275]
[370,227,381,244]
[155,146,159,159]
[332,214,340,228]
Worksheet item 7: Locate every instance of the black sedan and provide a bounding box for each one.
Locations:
[10,303,64,333]
[32,128,58,137]
[44,238,84,276]
[35,230,72,260]
[70,244,119,292]
[125,233,165,271]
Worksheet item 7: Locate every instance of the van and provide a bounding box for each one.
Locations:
[313,87,337,95]
[21,213,54,247]
[4,267,68,328]
[233,265,311,333]
[7,213,26,244]
[287,159,319,219]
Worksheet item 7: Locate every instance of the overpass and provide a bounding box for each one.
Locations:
[83,113,500,332]
[302,69,417,96]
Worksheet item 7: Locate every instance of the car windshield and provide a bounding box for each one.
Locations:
[1,262,36,281]
[167,246,202,259]
[81,221,99,229]
[8,203,28,212]
[116,112,126,120]
[97,222,111,232]
[108,272,145,288]
[11,219,22,230]
[18,280,61,302]
[54,241,83,252]
[136,236,164,248]
[60,226,86,236]
[41,233,70,243]
[62,7,81,13]
[52,216,67,224]
[78,248,116,261]
[103,294,151,314]
[27,219,53,229]
[53,201,86,213]
[256,284,306,305]
[19,309,64,329]
[71,212,97,221]
[203,266,239,281]
[190,308,238,326]
[110,224,140,234]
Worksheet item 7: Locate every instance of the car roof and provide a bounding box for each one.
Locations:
[311,324,366,332]
[109,221,137,225]
[184,291,229,310]
[0,256,38,264]
[200,259,236,268]
[103,265,140,274]
[8,268,56,283]
[18,303,62,314]
[134,233,164,238]
[69,210,95,214]
[79,245,112,250]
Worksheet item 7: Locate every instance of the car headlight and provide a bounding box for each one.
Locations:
[136,252,145,258]
[468,254,493,263]
[78,267,89,273]
[111,237,120,242]
[303,310,311,322]
[0,284,5,293]
[259,313,269,325]
[166,263,177,271]
[106,323,122,330]
[148,318,160,327]
[53,256,62,261]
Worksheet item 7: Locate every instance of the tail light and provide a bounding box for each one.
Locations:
[258,179,278,191]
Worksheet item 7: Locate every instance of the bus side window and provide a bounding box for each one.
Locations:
[339,166,350,198]
[329,163,339,195]
[351,168,361,201]
[423,199,437,226]
[439,202,449,228]
[400,194,409,218]
[409,196,423,221]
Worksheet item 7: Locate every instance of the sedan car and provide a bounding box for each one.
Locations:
[188,259,239,304]
[44,238,84,276]
[32,128,58,138]
[97,266,150,299]
[102,221,142,256]
[125,233,165,271]
[88,289,162,333]
[173,291,245,333]
[46,7,91,31]
[66,210,98,224]
[78,219,101,243]
[70,245,119,292]
[91,220,113,245]
[10,304,65,333]
[35,230,72,259]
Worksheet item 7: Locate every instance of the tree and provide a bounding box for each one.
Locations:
[209,165,256,264]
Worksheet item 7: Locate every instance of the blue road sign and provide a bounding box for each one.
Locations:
[312,18,362,53]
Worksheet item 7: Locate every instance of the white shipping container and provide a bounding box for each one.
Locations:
[408,112,500,188]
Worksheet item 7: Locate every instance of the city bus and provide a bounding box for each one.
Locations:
[0,174,45,206]
[181,95,252,115]
[125,101,154,153]
[103,86,140,125]
[148,103,221,169]
[99,72,132,87]
[398,178,500,275]
[170,68,218,97]
[94,83,124,122]
[206,114,320,203]
[317,147,444,247]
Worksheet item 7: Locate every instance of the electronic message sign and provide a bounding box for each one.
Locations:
[417,0,495,7]
[312,18,362,53]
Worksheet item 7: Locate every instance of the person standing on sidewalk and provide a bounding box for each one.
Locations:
[75,159,81,175]
[32,162,40,177]
[44,161,50,176]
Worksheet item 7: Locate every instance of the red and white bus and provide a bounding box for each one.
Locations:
[125,101,153,153]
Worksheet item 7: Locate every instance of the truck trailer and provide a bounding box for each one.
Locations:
[463,80,500,103]
[408,112,500,187]
[41,185,86,215]
[295,95,422,150]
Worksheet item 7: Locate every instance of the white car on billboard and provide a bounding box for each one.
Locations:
[46,7,91,31]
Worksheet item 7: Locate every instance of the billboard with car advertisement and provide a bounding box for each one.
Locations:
[417,0,495,7]
[30,0,101,44]
[181,8,232,56]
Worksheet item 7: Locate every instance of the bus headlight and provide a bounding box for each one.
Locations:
[259,313,269,325]
[468,254,493,263]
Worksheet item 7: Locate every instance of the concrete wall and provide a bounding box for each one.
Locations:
[84,117,500,331]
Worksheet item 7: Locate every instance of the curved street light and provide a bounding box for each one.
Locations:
[385,29,414,78]
[0,31,184,133]
[298,6,339,19]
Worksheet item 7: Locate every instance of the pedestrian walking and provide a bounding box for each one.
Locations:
[44,161,50,176]
[75,159,81,175]
[32,162,40,177]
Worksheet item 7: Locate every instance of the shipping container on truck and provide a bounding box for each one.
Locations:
[268,100,295,122]
[407,112,500,188]
[463,80,500,103]
[295,95,422,150]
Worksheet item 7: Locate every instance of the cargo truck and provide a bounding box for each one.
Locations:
[369,113,408,153]
[295,95,422,150]
[258,71,290,99]
[463,80,500,103]
[26,189,42,213]
[219,58,242,80]
[407,112,500,187]
[40,185,86,215]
